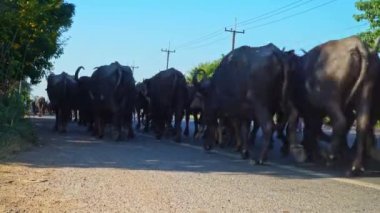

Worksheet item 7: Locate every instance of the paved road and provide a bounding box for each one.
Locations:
[0,117,379,212]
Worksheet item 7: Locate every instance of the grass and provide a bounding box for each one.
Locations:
[0,118,37,159]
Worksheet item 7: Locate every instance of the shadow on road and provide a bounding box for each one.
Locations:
[1,117,379,180]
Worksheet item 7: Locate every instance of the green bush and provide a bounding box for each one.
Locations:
[0,92,37,158]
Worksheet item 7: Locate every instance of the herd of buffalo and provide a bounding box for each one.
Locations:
[41,35,380,177]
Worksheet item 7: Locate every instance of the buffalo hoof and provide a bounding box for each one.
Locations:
[269,141,274,150]
[280,145,290,157]
[255,159,265,165]
[194,132,202,140]
[156,134,162,140]
[346,166,365,177]
[174,135,181,143]
[290,144,307,163]
[112,134,122,141]
[183,129,189,137]
[241,150,250,160]
[219,142,226,149]
[235,145,242,153]
[128,132,135,139]
[203,143,212,151]
[320,146,338,164]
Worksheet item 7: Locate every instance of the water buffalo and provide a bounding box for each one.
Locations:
[89,61,136,140]
[46,66,84,132]
[76,75,94,130]
[135,82,150,132]
[143,68,188,142]
[284,36,380,176]
[184,84,204,138]
[35,96,47,116]
[193,44,290,163]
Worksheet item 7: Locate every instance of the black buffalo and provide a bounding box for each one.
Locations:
[193,44,290,163]
[35,96,47,116]
[88,61,136,140]
[46,66,84,132]
[184,84,204,138]
[76,75,94,130]
[284,36,380,176]
[143,68,188,142]
[135,82,150,132]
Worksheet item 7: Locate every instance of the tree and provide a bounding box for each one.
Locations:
[0,0,75,95]
[186,57,222,83]
[354,0,380,47]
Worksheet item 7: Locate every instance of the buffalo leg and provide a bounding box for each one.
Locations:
[348,84,372,176]
[135,109,141,130]
[253,103,273,164]
[53,108,59,131]
[240,119,250,159]
[184,110,190,136]
[126,110,135,139]
[302,116,322,162]
[193,112,199,138]
[287,107,307,162]
[174,108,183,143]
[325,102,347,162]
[96,116,104,139]
[276,112,290,156]
[249,120,259,147]
[113,111,122,141]
[231,119,242,152]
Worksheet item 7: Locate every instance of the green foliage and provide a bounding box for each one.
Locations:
[354,0,380,47]
[0,92,37,158]
[0,0,74,156]
[0,0,75,94]
[0,92,27,130]
[186,57,223,83]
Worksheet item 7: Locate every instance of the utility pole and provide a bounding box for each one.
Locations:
[130,61,139,72]
[225,18,244,50]
[161,42,175,69]
[130,65,139,72]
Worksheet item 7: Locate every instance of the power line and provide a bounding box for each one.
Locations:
[175,0,308,50]
[179,33,227,50]
[236,0,314,27]
[176,30,224,50]
[186,36,229,50]
[343,23,368,31]
[176,0,338,52]
[244,0,339,31]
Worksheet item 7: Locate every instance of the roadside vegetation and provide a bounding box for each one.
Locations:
[0,0,75,157]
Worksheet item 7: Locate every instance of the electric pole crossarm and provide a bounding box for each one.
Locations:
[161,48,175,69]
[130,65,139,72]
[225,27,245,50]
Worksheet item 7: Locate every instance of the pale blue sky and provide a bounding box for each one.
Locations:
[32,0,367,99]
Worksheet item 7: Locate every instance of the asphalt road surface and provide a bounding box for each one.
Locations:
[0,116,379,212]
